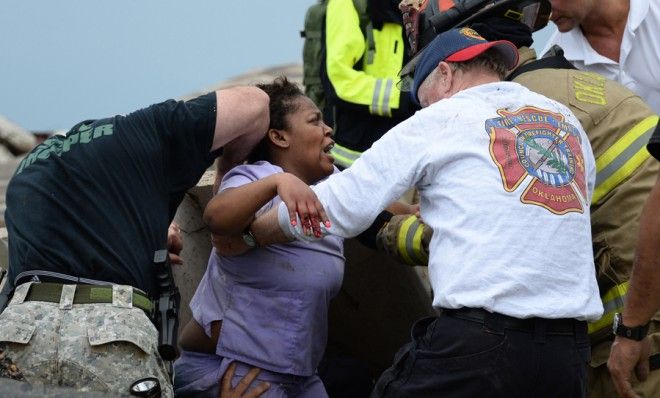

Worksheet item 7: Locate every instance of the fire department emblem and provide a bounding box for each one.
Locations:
[459,27,484,40]
[484,106,588,214]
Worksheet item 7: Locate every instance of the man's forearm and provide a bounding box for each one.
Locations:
[250,205,293,247]
[623,177,660,326]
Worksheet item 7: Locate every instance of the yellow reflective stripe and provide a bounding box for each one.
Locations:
[371,78,383,114]
[380,79,393,117]
[370,78,394,116]
[409,221,428,265]
[330,143,362,168]
[405,218,423,264]
[588,281,629,335]
[592,115,659,204]
[396,216,428,266]
[397,215,417,265]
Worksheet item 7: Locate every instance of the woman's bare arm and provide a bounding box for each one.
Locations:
[205,172,329,238]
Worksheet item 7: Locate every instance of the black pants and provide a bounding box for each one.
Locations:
[372,309,591,398]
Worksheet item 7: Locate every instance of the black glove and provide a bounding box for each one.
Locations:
[356,210,393,250]
[392,87,419,118]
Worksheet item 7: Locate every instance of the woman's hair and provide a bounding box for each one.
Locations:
[248,77,305,163]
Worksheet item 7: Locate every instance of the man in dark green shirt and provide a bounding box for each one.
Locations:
[0,86,270,396]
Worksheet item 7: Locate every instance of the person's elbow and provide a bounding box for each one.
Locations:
[203,200,229,235]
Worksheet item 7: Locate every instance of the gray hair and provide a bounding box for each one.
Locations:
[447,47,510,80]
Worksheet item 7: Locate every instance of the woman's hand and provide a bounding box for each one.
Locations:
[167,222,184,265]
[275,173,330,237]
[219,363,270,398]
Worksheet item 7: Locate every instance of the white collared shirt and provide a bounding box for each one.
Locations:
[311,82,603,321]
[542,0,660,113]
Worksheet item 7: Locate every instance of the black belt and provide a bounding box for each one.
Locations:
[442,307,587,335]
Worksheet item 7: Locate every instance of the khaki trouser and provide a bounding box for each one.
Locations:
[588,319,660,398]
[0,282,172,396]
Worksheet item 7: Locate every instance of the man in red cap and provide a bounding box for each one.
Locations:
[244,27,602,397]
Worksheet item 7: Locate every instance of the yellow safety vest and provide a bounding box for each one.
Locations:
[326,0,406,168]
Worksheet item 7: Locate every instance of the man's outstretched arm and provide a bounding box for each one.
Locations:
[246,117,432,249]
[608,173,660,398]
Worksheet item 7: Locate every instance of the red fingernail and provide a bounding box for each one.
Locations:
[325,221,331,228]
[291,220,297,226]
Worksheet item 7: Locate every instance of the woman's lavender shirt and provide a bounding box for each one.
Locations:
[189,161,345,376]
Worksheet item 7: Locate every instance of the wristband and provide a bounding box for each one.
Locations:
[613,313,650,341]
[242,225,259,248]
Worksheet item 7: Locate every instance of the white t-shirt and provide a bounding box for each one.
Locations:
[312,81,604,321]
[542,0,660,113]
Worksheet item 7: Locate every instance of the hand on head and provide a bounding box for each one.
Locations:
[167,222,183,265]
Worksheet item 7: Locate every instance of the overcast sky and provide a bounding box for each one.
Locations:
[0,0,555,131]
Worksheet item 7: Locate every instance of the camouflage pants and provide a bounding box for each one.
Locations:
[0,282,173,397]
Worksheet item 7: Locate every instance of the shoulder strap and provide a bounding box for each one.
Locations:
[352,0,375,64]
[507,52,577,82]
[352,0,369,28]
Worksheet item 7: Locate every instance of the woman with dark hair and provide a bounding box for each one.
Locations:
[173,77,344,397]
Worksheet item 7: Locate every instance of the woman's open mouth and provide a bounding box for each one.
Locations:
[322,142,335,162]
[323,142,334,154]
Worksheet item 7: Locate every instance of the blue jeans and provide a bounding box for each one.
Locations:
[373,310,590,398]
